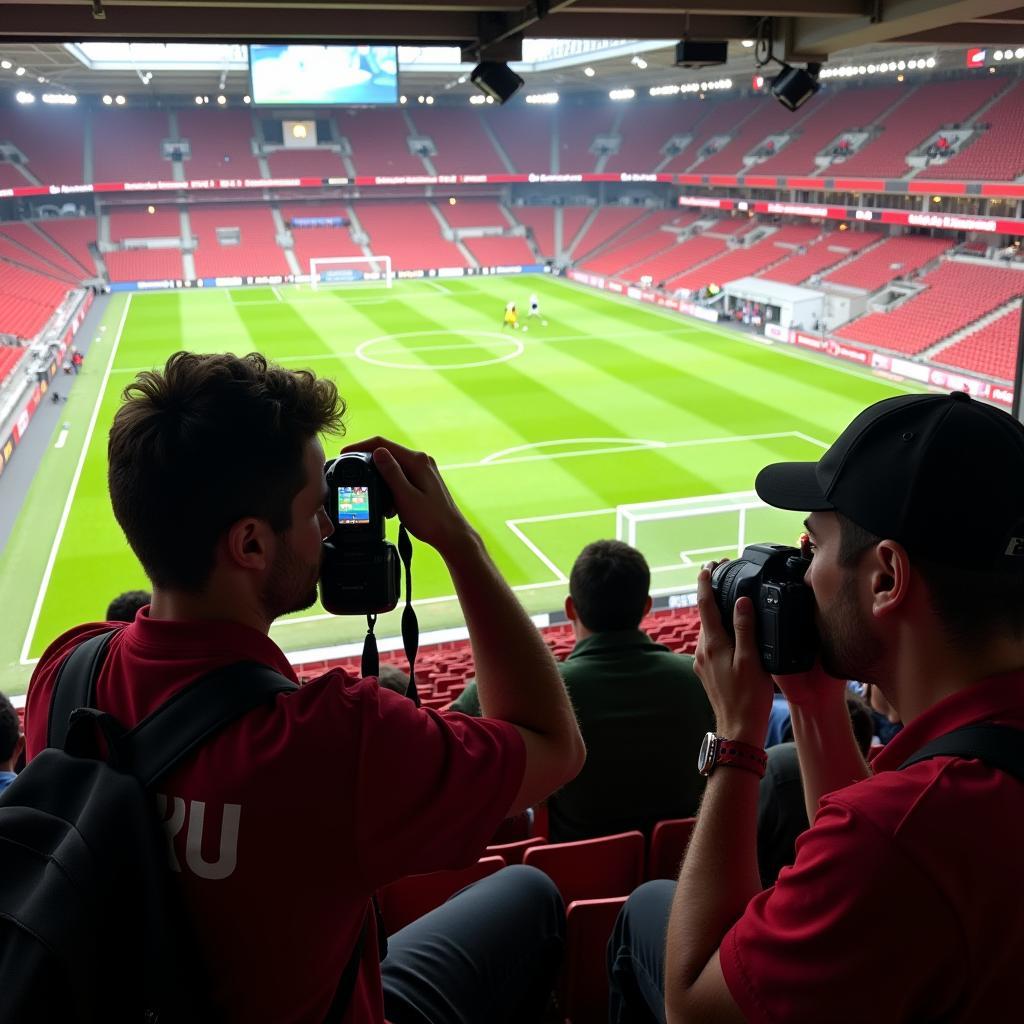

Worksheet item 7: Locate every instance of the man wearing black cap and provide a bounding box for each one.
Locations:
[607,391,1024,1024]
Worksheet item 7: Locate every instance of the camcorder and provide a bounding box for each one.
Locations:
[710,543,818,674]
[319,452,401,616]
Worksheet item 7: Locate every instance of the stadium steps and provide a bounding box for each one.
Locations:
[682,103,760,174]
[403,108,438,176]
[565,207,600,260]
[920,295,1024,361]
[477,111,517,174]
[966,74,1020,125]
[572,210,645,263]
[428,201,478,268]
[503,206,544,263]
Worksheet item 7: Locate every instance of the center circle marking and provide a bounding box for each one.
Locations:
[355,330,525,370]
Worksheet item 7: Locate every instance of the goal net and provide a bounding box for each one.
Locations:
[616,491,804,589]
[309,255,393,290]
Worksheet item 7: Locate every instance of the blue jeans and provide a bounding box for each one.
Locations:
[607,880,674,1024]
[382,865,565,1024]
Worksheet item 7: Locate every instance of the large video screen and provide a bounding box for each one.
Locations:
[249,44,399,106]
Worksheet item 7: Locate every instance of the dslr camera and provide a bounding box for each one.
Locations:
[319,452,401,615]
[710,544,817,674]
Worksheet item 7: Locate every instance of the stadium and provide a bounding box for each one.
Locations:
[1,1,1024,1020]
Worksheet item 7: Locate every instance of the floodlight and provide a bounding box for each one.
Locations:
[470,61,524,105]
[770,63,821,111]
[216,94,226,105]
[0,61,10,70]
[102,94,113,105]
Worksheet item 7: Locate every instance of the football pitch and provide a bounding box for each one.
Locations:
[0,275,921,693]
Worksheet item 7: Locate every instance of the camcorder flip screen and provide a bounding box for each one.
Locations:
[337,485,371,525]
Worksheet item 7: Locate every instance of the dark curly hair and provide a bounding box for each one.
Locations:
[108,352,345,590]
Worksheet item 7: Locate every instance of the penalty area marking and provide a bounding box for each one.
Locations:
[440,430,829,472]
[20,294,134,667]
[355,330,524,370]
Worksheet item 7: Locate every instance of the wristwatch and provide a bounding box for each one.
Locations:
[697,732,768,779]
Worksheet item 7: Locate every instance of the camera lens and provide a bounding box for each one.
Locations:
[711,559,747,628]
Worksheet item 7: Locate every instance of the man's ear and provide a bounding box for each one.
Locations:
[642,595,653,618]
[13,735,25,763]
[870,540,910,619]
[224,518,274,572]
[565,595,577,622]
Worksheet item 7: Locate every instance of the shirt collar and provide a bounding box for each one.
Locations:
[126,607,298,681]
[873,669,1024,773]
[567,628,660,659]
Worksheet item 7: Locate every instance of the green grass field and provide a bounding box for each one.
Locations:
[0,275,921,693]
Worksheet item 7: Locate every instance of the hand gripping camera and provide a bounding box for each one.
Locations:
[319,452,400,616]
[710,544,818,675]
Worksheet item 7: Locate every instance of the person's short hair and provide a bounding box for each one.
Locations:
[377,663,410,697]
[105,589,151,622]
[837,512,1024,647]
[569,540,650,632]
[108,352,344,591]
[0,692,21,764]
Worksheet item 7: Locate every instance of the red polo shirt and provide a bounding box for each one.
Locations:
[721,671,1024,1024]
[25,612,526,1024]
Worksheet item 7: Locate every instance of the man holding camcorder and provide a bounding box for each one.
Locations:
[609,391,1024,1024]
[21,352,584,1024]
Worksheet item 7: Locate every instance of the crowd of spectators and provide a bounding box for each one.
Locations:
[7,349,1024,1023]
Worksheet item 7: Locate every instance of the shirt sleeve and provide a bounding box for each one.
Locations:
[349,682,525,890]
[721,794,963,1024]
[447,679,482,716]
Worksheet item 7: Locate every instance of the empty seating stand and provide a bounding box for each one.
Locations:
[835,261,1024,355]
[0,345,26,387]
[759,229,879,286]
[933,308,1022,382]
[823,235,951,293]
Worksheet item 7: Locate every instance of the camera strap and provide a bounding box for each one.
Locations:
[358,523,420,708]
[398,523,420,707]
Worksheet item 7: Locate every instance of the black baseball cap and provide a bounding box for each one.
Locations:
[755,391,1024,569]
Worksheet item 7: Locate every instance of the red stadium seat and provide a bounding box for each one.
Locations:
[485,837,547,865]
[647,817,696,881]
[523,831,645,905]
[377,855,507,935]
[559,896,628,1024]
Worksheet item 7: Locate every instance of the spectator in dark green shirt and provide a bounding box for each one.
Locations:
[450,540,715,842]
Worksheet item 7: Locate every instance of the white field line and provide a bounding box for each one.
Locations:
[441,430,824,472]
[54,429,69,449]
[505,520,569,583]
[270,285,284,301]
[20,294,133,667]
[425,280,454,294]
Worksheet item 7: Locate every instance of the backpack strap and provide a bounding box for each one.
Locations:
[122,661,297,788]
[47,628,123,748]
[899,723,1024,783]
[46,628,296,788]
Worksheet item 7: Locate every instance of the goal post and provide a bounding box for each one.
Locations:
[309,255,393,289]
[616,491,804,572]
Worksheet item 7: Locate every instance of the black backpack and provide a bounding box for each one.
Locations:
[0,629,297,1024]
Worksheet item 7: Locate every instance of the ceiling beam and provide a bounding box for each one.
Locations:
[570,0,864,16]
[895,22,1024,40]
[0,4,481,41]
[538,11,761,38]
[789,0,1023,59]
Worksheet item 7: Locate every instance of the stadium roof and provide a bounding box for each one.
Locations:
[0,2,1022,99]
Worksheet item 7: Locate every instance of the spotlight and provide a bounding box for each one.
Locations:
[102,94,113,105]
[195,95,203,105]
[583,66,595,77]
[771,62,821,111]
[217,94,226,105]
[15,91,35,104]
[425,95,434,104]
[243,95,251,104]
[470,61,525,105]
[742,39,755,48]
[631,55,648,69]
[399,95,407,104]
[15,67,25,76]
[0,61,10,70]
[114,94,125,105]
